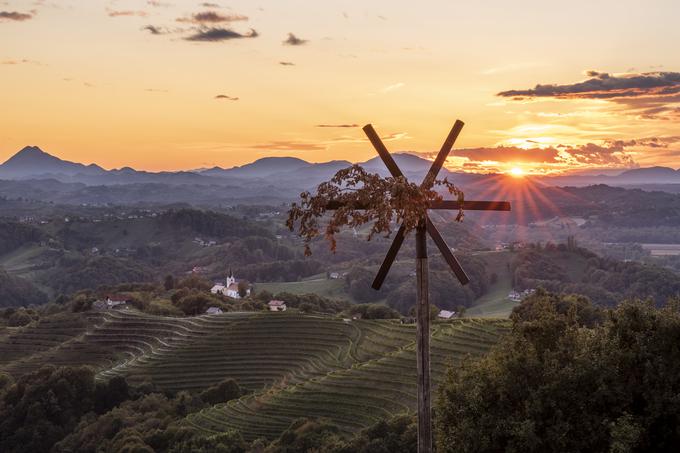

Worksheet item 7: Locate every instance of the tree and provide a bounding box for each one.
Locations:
[436,293,680,452]
[237,280,249,298]
[286,165,463,255]
[164,274,175,291]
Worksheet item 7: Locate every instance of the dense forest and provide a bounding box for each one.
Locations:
[511,243,680,306]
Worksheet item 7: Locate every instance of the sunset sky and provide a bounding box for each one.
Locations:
[2,0,680,174]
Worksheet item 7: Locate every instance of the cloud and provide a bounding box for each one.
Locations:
[279,61,295,66]
[177,11,248,24]
[215,94,238,101]
[184,27,258,42]
[200,2,220,6]
[449,142,638,170]
[380,82,405,93]
[0,10,33,21]
[316,124,359,128]
[142,25,166,34]
[1,58,35,65]
[250,140,326,151]
[497,71,680,100]
[108,10,148,17]
[147,0,172,7]
[283,32,308,46]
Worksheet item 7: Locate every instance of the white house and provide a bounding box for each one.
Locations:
[93,296,128,310]
[210,268,251,299]
[268,300,287,312]
[437,310,456,320]
[205,306,223,315]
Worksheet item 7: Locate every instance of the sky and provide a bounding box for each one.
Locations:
[2,0,680,174]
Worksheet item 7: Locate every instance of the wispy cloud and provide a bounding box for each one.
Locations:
[250,140,325,151]
[279,61,295,66]
[185,27,258,42]
[380,82,405,93]
[316,124,359,128]
[215,94,239,101]
[108,10,148,18]
[0,10,34,21]
[177,11,247,24]
[283,32,308,46]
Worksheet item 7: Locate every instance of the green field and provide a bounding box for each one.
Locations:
[0,310,509,440]
[256,277,355,301]
[466,251,518,318]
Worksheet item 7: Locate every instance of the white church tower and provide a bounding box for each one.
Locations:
[225,267,235,287]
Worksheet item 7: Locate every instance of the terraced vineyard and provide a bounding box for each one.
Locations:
[0,310,508,440]
[186,317,509,441]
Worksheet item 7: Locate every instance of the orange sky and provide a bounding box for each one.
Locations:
[2,0,680,174]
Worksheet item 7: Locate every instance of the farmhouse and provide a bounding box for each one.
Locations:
[437,310,456,320]
[93,296,129,310]
[268,300,287,312]
[205,306,223,315]
[211,268,251,299]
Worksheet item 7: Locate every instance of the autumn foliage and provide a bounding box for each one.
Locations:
[286,165,464,255]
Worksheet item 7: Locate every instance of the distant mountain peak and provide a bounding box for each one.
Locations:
[0,145,105,178]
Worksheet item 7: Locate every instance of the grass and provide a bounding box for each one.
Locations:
[467,251,517,318]
[256,278,356,302]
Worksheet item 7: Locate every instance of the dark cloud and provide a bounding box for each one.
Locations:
[283,32,308,46]
[0,11,33,21]
[316,124,359,128]
[147,1,172,7]
[279,61,295,66]
[185,27,258,42]
[453,142,637,168]
[108,10,148,17]
[497,71,680,100]
[201,2,220,6]
[215,94,239,101]
[177,11,248,24]
[142,25,165,35]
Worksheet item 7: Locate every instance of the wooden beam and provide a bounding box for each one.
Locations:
[421,120,464,190]
[425,217,470,285]
[324,199,511,211]
[371,224,407,290]
[362,124,404,178]
[415,223,432,453]
[428,200,511,211]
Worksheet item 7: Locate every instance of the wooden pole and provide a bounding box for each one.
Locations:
[415,221,432,453]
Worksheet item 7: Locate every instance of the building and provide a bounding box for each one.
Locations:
[329,272,341,279]
[205,306,223,315]
[437,310,456,320]
[508,288,535,302]
[268,300,287,312]
[93,296,128,310]
[211,268,251,299]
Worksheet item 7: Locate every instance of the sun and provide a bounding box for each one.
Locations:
[509,167,525,177]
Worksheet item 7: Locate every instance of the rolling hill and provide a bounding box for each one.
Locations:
[0,309,509,440]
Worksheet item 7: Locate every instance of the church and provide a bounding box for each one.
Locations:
[210,268,251,299]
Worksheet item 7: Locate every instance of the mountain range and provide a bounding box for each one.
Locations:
[2,145,680,191]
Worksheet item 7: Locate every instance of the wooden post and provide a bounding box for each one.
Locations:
[415,221,432,453]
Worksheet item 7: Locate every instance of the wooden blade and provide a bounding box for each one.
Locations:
[428,200,511,211]
[363,124,404,178]
[421,120,464,189]
[425,217,470,285]
[325,199,511,211]
[372,224,407,290]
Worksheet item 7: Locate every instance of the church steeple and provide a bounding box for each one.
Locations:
[226,268,235,287]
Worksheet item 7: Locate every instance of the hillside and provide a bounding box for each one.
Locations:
[0,310,508,440]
